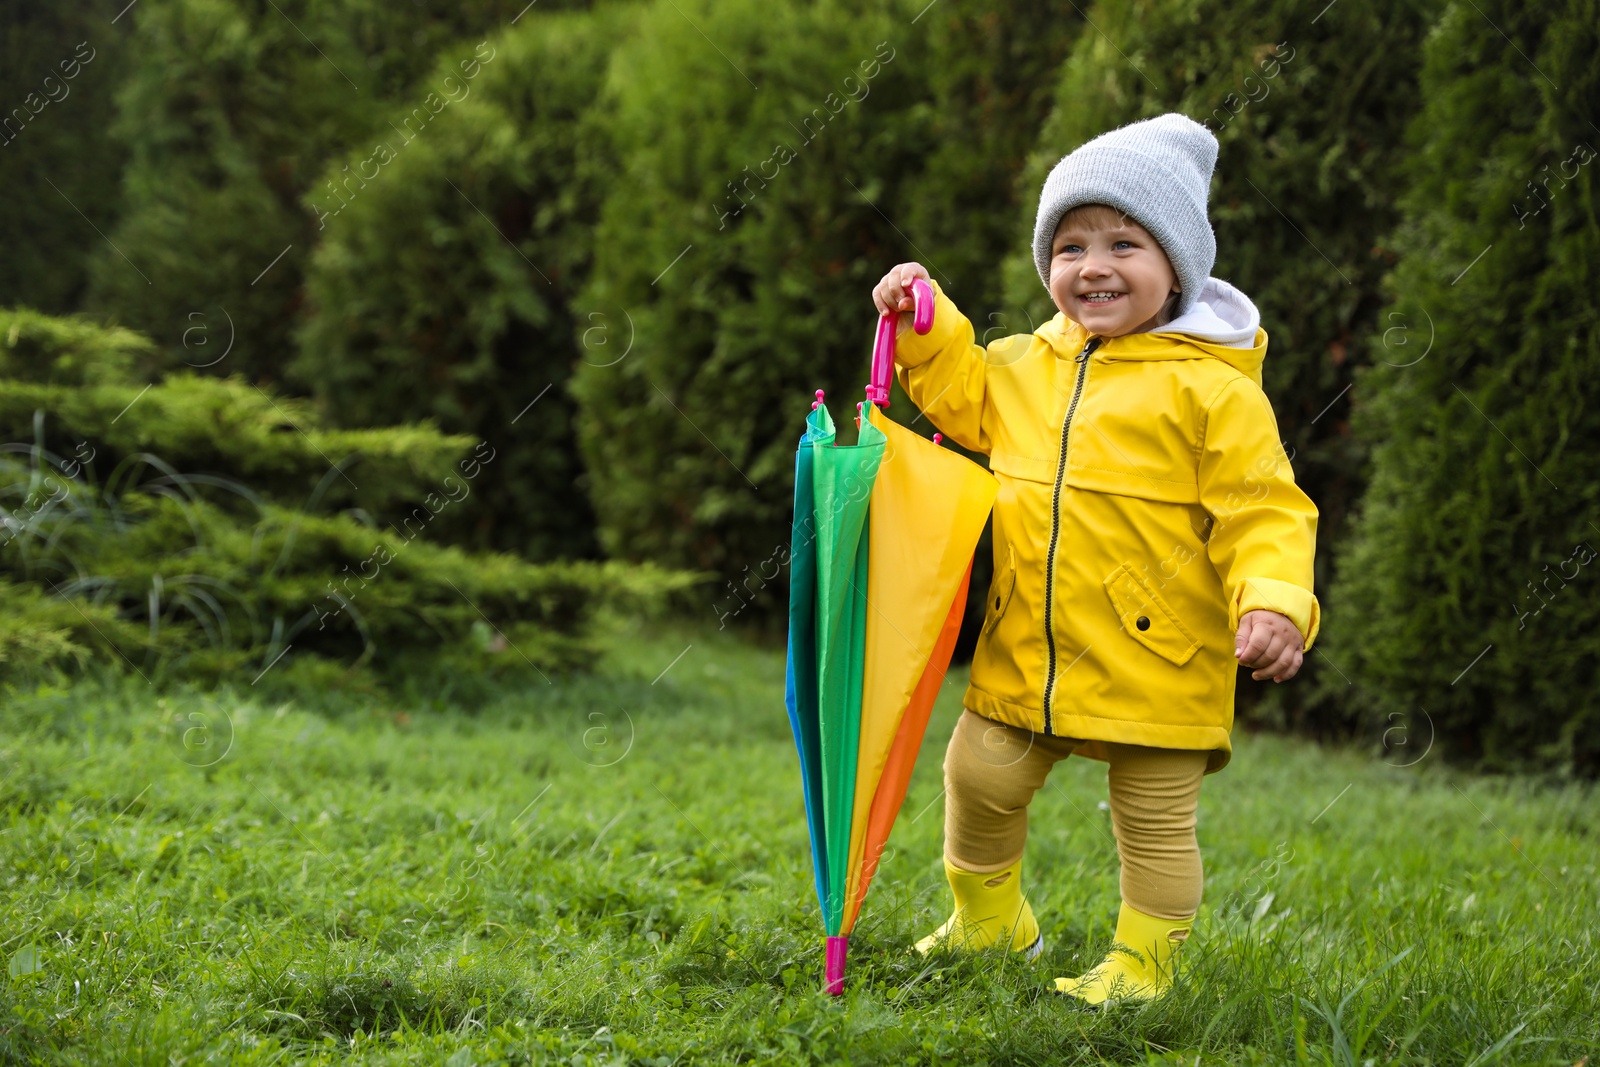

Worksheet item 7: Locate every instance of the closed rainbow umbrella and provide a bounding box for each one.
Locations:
[783,279,998,994]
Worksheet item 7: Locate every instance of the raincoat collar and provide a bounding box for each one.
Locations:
[1036,276,1267,388]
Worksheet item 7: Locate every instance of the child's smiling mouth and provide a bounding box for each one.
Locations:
[1078,291,1126,306]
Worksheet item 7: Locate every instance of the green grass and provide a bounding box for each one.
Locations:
[1,617,1596,1064]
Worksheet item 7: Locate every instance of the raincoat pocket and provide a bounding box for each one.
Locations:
[980,543,1017,638]
[1102,562,1202,667]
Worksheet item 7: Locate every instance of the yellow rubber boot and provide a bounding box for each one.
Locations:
[914,856,1043,959]
[1052,900,1192,1005]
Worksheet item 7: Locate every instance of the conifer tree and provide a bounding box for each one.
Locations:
[1319,0,1600,773]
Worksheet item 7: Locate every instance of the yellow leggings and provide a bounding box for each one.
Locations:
[941,708,1207,921]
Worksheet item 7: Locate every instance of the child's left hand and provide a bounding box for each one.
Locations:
[1234,610,1304,683]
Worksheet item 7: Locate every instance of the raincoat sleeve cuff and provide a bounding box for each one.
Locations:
[891,279,966,370]
[1230,576,1321,651]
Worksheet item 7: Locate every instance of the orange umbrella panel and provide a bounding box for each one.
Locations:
[838,402,997,934]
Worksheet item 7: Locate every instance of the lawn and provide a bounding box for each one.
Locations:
[1,617,1596,1065]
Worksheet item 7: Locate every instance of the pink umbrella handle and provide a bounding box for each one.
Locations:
[866,277,934,408]
[825,935,849,995]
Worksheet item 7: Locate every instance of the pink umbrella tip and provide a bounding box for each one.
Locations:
[825,936,849,995]
[933,433,943,445]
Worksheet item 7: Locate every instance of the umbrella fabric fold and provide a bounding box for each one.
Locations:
[783,402,832,916]
[810,405,885,938]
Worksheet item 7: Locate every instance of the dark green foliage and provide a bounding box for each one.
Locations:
[0,577,147,678]
[0,307,478,517]
[0,3,128,314]
[994,0,1443,720]
[1317,0,1600,774]
[81,0,550,386]
[574,0,919,586]
[572,0,1078,633]
[293,7,635,561]
[0,305,165,384]
[0,308,702,686]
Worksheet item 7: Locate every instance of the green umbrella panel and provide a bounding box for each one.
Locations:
[785,399,887,936]
[814,406,886,934]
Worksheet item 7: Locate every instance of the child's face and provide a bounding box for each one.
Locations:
[1047,212,1180,337]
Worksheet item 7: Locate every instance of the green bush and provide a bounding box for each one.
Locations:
[572,0,1077,632]
[82,0,563,385]
[0,577,145,680]
[293,6,638,560]
[0,3,128,314]
[0,305,164,384]
[1315,0,1600,774]
[0,308,703,688]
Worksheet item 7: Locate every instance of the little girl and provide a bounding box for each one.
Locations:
[870,113,1320,1004]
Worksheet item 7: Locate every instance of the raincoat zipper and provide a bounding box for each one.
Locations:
[1042,335,1101,733]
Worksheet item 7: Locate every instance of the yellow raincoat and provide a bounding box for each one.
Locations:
[894,277,1320,773]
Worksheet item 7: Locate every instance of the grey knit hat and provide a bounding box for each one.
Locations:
[1031,113,1218,317]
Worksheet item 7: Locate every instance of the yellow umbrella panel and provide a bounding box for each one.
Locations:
[840,400,996,934]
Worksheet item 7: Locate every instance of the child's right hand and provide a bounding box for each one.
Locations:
[872,262,932,333]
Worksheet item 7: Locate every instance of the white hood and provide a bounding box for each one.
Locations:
[1153,276,1261,348]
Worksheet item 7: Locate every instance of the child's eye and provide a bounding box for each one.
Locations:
[1058,244,1081,255]
[1113,240,1133,250]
